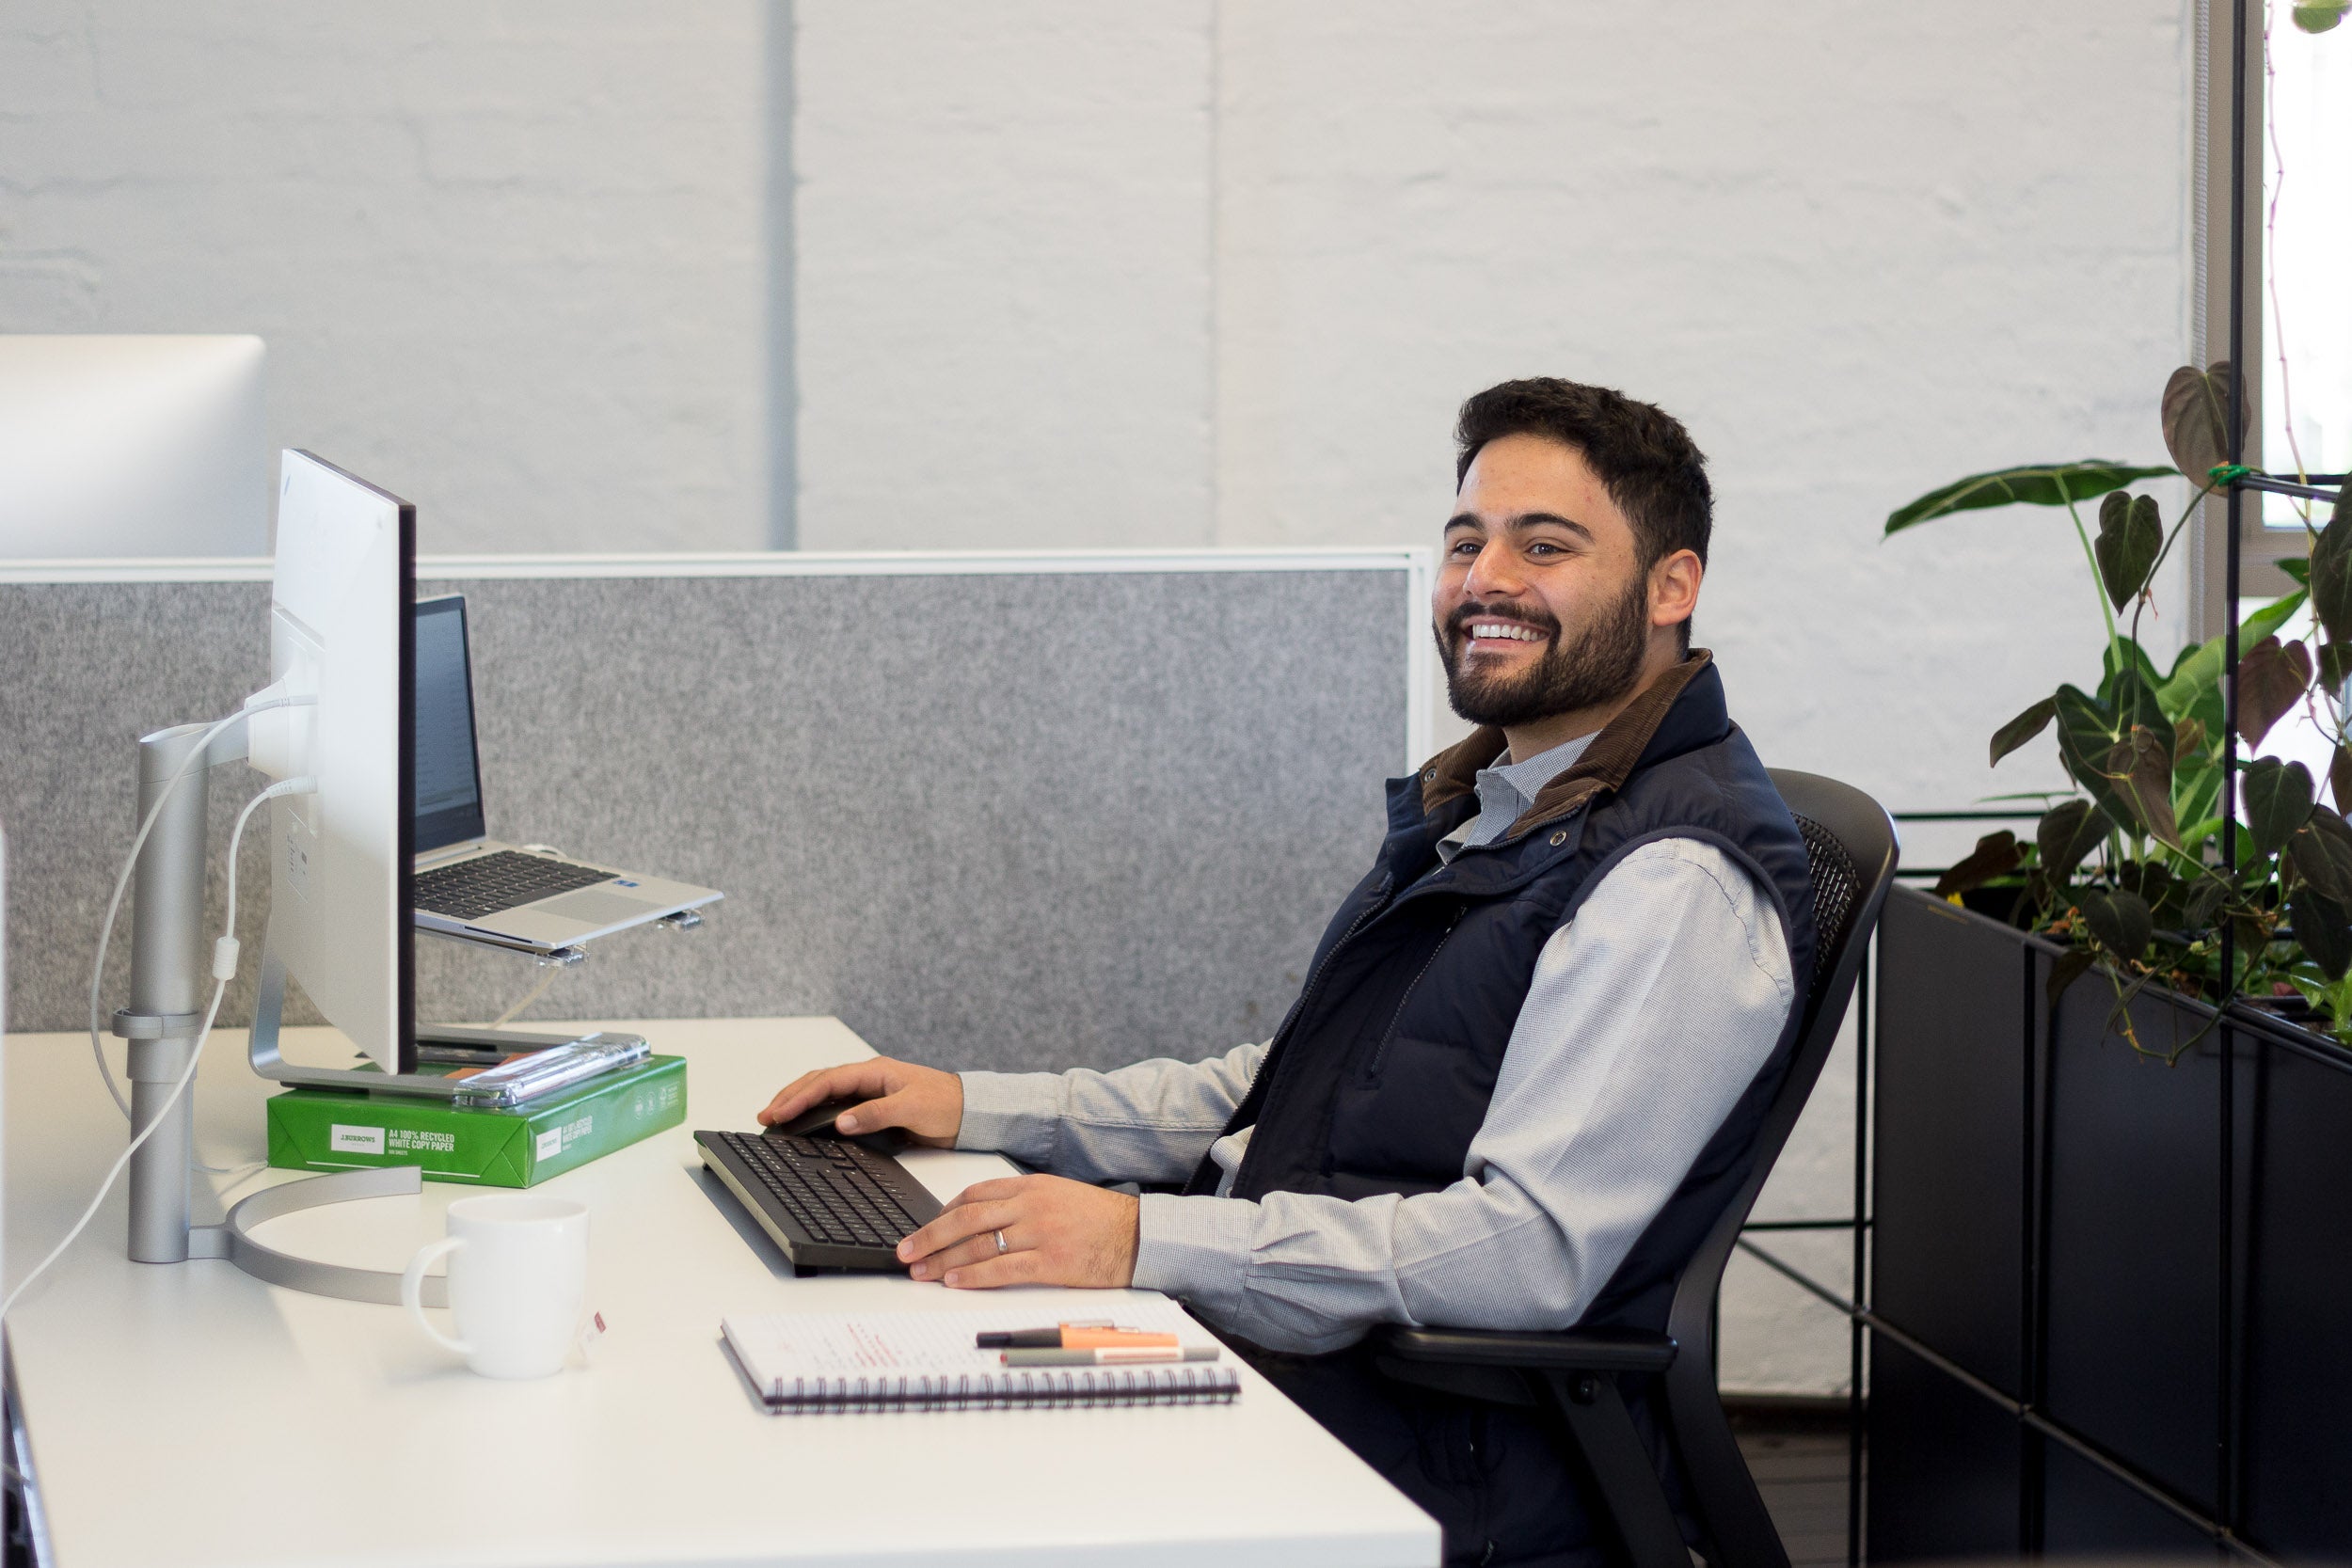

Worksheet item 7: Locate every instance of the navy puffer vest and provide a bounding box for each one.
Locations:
[1187,652,1817,1338]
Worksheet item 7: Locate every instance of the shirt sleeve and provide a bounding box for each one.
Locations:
[1131,837,1797,1355]
[954,1041,1266,1186]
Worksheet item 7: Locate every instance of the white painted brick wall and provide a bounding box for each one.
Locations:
[793,0,1215,550]
[0,0,769,553]
[3,1,2197,1394]
[799,1,2195,1393]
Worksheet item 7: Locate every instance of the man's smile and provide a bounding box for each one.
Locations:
[1452,611,1555,657]
[1467,619,1547,645]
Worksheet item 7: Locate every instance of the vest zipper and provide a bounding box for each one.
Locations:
[1225,874,1395,1188]
[1364,903,1466,1080]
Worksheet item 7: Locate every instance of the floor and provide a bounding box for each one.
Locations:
[1731,1402,1860,1567]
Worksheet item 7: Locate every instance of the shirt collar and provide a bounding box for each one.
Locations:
[1484,730,1600,815]
[1435,729,1600,863]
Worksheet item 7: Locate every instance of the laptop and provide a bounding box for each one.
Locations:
[411,594,723,954]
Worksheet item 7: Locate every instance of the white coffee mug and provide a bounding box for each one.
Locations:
[401,1194,589,1379]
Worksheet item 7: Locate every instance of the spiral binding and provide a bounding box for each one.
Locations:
[761,1365,1242,1415]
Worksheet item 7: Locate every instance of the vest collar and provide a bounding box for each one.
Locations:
[1416,650,1724,844]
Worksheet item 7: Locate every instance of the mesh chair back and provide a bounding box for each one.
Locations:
[1796,815,1865,974]
[1660,770,1897,1566]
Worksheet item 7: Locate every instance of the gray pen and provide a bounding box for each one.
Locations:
[1001,1346,1220,1367]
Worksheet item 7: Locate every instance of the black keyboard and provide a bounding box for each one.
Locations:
[694,1128,946,1272]
[415,849,612,921]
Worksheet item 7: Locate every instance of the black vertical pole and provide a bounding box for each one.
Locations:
[2217,0,2249,1537]
[2026,942,2050,1556]
[1847,942,1869,1568]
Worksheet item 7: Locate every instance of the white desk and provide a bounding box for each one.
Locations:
[4,1019,1438,1568]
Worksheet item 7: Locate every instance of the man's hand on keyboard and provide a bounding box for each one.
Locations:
[898,1175,1140,1290]
[757,1057,965,1148]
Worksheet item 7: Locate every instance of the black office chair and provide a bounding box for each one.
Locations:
[1370,768,1898,1568]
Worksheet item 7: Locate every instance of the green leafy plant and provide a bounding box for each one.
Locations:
[1891,361,2352,1057]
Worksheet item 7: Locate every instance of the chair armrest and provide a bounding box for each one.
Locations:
[1373,1323,1678,1374]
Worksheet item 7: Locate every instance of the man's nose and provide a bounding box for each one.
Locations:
[1461,542,1528,600]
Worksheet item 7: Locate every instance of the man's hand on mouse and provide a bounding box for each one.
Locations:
[897,1176,1140,1290]
[757,1057,964,1148]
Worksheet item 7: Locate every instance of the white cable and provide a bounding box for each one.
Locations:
[177,779,306,1177]
[87,695,312,1124]
[13,776,314,1323]
[489,962,567,1028]
[8,977,230,1323]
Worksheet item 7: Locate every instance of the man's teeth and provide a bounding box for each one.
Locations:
[1470,623,1542,641]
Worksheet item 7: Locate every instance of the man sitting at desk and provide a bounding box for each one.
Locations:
[761,376,1817,1568]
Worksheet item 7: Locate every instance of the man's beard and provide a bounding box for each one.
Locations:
[1438,573,1652,729]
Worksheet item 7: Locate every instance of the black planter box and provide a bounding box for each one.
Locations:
[1869,884,2352,1562]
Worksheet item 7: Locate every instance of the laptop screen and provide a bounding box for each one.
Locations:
[412,594,487,853]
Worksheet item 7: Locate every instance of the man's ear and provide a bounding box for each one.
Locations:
[1648,548,1703,631]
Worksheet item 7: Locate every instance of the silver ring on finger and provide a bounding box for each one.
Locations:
[993,1228,1009,1256]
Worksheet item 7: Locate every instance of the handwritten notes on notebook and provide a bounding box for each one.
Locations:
[719,1299,1239,1413]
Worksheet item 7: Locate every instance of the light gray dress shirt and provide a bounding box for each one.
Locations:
[956,731,1797,1355]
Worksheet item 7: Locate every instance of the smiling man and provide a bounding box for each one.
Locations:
[760,378,1818,1567]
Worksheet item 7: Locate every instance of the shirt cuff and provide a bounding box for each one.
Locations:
[952,1070,1065,1167]
[1132,1193,1256,1318]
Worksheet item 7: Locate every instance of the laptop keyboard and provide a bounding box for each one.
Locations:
[711,1130,929,1250]
[414,850,612,921]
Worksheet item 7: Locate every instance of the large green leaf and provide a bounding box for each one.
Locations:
[2237,636,2313,750]
[2036,798,2106,883]
[2045,947,2100,1007]
[2185,872,2231,932]
[2295,1,2349,34]
[2180,816,2228,858]
[2243,757,2315,859]
[2102,637,2165,703]
[2176,754,2225,847]
[2311,483,2352,643]
[2094,492,2164,610]
[2319,641,2352,693]
[2160,362,2242,481]
[1884,461,2178,535]
[2158,638,2225,722]
[2106,727,2180,848]
[1932,831,2024,899]
[2079,888,2154,962]
[2053,685,2129,822]
[1989,697,2056,768]
[2287,807,2352,904]
[2156,591,2312,720]
[2292,886,2352,979]
[2055,685,2159,826]
[2113,666,2169,738]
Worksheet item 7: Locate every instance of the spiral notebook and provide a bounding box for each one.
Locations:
[719,1300,1241,1414]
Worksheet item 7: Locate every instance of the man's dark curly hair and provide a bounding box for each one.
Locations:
[1454,377,1712,573]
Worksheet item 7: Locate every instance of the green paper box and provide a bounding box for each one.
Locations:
[265,1054,688,1187]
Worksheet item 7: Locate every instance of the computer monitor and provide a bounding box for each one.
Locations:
[0,335,267,558]
[255,450,415,1074]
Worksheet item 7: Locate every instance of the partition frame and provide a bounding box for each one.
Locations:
[0,546,1438,773]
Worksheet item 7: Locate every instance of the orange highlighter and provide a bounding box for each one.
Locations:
[974,1322,1180,1350]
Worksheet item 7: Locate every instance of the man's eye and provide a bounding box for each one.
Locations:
[1447,539,1482,557]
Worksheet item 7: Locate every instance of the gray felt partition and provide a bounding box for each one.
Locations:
[1,554,1422,1078]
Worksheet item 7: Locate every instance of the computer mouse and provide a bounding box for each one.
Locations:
[766,1099,910,1153]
